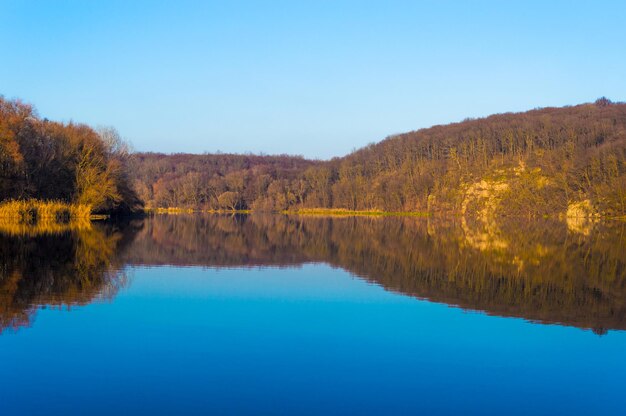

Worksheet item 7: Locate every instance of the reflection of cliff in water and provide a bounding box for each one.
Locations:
[124,214,626,333]
[0,222,137,332]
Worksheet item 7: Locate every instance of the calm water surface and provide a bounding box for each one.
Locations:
[1,214,625,415]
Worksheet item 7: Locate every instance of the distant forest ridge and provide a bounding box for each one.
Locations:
[1,96,625,218]
[133,97,626,218]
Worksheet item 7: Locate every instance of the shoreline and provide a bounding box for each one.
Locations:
[144,207,428,217]
[3,201,621,221]
[144,207,626,220]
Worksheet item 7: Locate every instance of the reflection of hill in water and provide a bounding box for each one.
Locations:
[0,222,135,332]
[124,214,626,333]
[1,214,625,334]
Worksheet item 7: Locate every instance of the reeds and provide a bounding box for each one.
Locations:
[283,208,429,217]
[151,207,196,214]
[0,200,94,235]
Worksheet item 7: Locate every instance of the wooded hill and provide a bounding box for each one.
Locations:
[133,98,626,217]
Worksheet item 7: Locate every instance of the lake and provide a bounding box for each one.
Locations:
[1,214,625,415]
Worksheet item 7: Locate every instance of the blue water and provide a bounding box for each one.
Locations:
[1,264,624,415]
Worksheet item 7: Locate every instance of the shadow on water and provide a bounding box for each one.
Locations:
[1,213,625,334]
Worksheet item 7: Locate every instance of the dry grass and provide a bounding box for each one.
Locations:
[0,200,94,235]
[151,207,196,214]
[283,208,429,217]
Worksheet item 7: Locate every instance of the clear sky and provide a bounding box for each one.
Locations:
[1,0,625,159]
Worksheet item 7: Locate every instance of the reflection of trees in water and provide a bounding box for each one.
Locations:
[125,214,626,333]
[0,223,136,332]
[2,214,624,334]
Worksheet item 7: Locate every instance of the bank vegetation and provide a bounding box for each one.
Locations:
[2,96,625,220]
[0,96,142,222]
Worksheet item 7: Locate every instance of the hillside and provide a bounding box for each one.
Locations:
[132,98,626,217]
[324,98,626,217]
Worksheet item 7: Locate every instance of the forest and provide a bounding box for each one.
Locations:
[2,95,625,218]
[0,96,141,216]
[132,152,319,211]
[132,98,626,218]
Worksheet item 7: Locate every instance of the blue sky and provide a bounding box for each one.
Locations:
[1,0,625,159]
